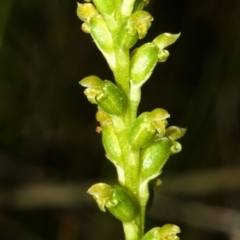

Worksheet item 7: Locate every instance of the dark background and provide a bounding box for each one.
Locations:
[0,0,240,239]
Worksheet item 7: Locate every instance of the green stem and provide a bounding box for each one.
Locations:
[112,40,148,239]
[122,221,139,240]
[129,85,141,122]
[112,126,145,240]
[113,48,130,95]
[122,210,145,240]
[114,132,146,239]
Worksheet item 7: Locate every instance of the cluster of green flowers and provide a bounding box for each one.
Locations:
[77,0,185,239]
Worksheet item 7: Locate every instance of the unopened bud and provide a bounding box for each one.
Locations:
[140,137,172,181]
[96,80,126,116]
[102,120,122,164]
[129,112,156,149]
[90,15,113,54]
[130,43,158,86]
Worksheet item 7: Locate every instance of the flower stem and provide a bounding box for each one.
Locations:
[77,2,184,239]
